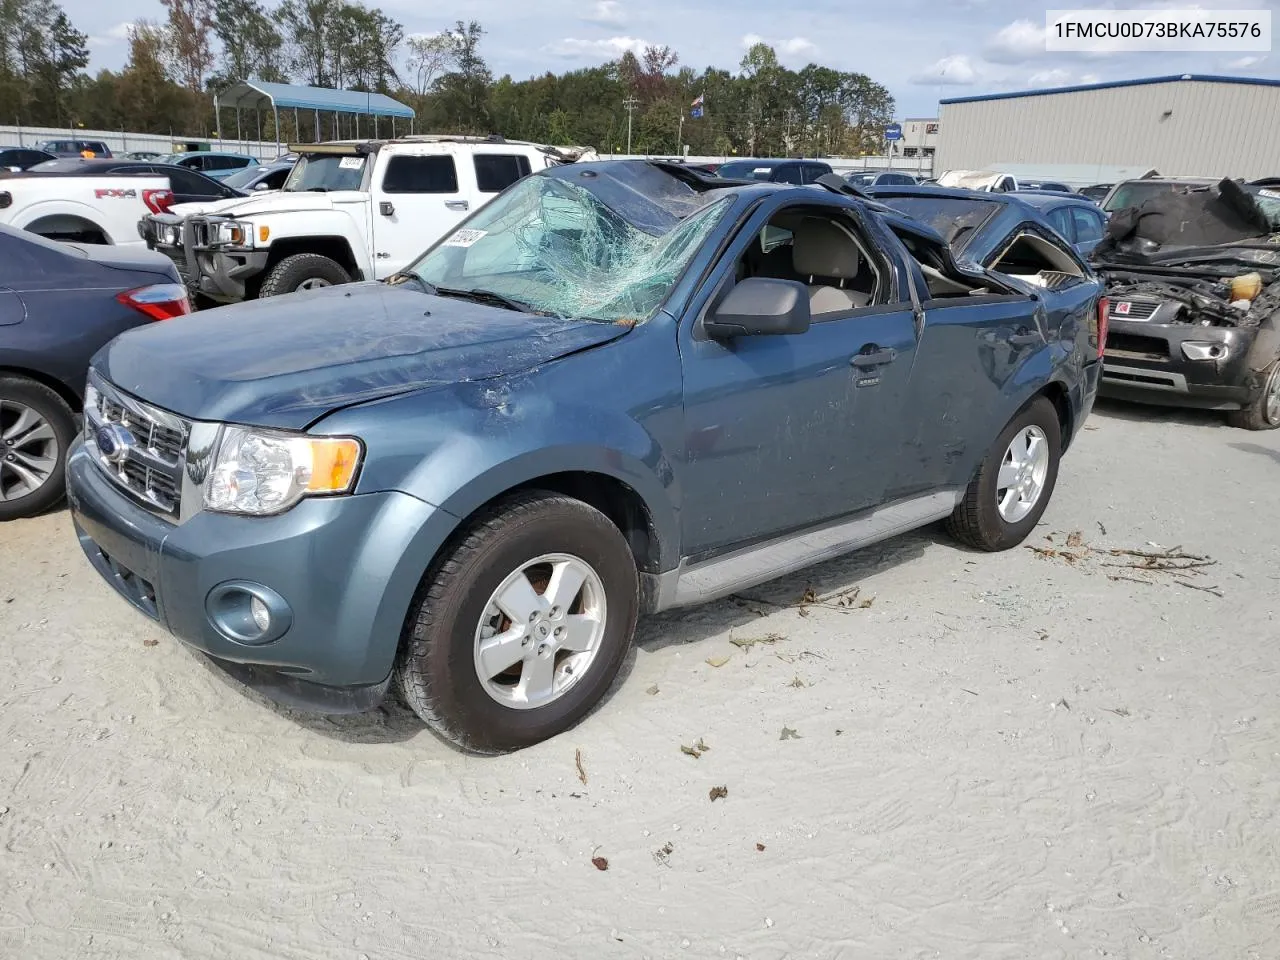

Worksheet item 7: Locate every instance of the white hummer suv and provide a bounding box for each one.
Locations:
[139,136,597,304]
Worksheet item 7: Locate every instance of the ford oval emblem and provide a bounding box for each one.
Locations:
[96,423,136,464]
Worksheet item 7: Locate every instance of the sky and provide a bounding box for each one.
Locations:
[68,0,1280,119]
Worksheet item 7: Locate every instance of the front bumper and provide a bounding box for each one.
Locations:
[66,440,456,713]
[1100,320,1259,410]
[142,213,268,304]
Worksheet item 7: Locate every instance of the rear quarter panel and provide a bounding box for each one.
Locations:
[2,250,167,399]
[3,177,170,246]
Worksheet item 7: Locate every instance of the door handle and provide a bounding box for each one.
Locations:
[851,348,896,368]
[445,200,469,211]
[1007,330,1041,346]
[379,201,394,216]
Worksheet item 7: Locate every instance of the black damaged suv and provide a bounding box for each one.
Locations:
[1093,178,1280,430]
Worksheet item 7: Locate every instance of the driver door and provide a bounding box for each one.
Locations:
[676,196,920,561]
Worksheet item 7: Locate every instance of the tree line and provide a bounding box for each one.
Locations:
[0,0,896,158]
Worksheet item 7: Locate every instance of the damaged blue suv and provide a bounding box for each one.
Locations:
[67,162,1105,752]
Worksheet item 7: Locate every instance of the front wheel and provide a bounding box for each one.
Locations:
[1225,358,1280,431]
[258,253,351,298]
[395,492,639,753]
[946,396,1062,552]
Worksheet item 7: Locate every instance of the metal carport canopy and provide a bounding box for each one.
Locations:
[216,81,416,119]
[215,81,416,152]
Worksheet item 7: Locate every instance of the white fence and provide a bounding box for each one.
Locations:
[1,124,934,175]
[0,124,282,159]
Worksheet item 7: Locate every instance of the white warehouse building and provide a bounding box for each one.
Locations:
[935,74,1280,182]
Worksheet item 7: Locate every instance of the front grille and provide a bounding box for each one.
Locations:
[86,375,191,517]
[167,248,193,285]
[190,219,212,247]
[1110,298,1160,321]
[1105,332,1171,360]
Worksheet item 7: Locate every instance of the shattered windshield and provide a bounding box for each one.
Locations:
[282,154,366,192]
[874,195,1000,252]
[405,174,732,324]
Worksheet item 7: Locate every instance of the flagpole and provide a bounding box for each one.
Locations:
[677,113,684,157]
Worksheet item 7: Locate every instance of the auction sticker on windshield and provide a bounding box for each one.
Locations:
[338,156,364,169]
[444,229,487,247]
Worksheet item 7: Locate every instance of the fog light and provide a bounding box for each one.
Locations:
[206,581,293,645]
[250,596,271,632]
[1182,341,1229,361]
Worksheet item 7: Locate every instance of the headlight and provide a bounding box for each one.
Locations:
[163,224,182,245]
[204,426,363,515]
[215,221,252,247]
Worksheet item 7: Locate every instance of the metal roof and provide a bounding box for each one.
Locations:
[940,74,1280,106]
[215,81,415,119]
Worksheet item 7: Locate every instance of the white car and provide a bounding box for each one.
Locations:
[0,171,172,248]
[140,136,598,303]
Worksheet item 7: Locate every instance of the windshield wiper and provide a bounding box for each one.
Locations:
[384,272,437,294]
[434,286,539,314]
[305,186,329,192]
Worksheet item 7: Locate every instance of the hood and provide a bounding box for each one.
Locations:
[94,282,630,429]
[1096,178,1280,257]
[170,196,247,217]
[174,191,345,220]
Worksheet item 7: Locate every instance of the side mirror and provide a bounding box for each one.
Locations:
[253,182,269,191]
[704,277,811,339]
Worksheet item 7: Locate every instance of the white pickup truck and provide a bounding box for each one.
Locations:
[139,135,597,304]
[0,171,173,247]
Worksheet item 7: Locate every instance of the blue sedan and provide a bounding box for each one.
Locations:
[866,184,1108,258]
[0,225,189,519]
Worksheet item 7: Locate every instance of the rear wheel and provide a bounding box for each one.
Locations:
[258,253,351,298]
[0,376,76,521]
[395,492,639,753]
[946,396,1062,552]
[1225,358,1280,431]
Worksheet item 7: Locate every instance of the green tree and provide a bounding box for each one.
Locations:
[433,20,491,132]
[212,0,285,84]
[161,0,216,93]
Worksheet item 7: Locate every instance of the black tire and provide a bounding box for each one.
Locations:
[1225,359,1280,431]
[395,491,639,753]
[946,396,1062,552]
[0,376,77,521]
[258,253,351,298]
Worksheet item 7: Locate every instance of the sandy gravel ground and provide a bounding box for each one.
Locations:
[2,399,1279,960]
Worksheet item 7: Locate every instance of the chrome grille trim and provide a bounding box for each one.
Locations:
[84,371,192,518]
[1109,298,1160,321]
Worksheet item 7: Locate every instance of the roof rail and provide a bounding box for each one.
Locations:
[396,133,508,144]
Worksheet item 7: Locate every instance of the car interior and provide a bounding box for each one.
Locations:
[732,209,882,315]
[989,231,1085,288]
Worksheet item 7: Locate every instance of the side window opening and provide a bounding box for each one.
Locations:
[991,230,1085,286]
[382,155,459,194]
[1072,207,1104,243]
[474,153,533,193]
[890,228,990,298]
[733,208,883,317]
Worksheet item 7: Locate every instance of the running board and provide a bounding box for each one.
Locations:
[647,490,960,613]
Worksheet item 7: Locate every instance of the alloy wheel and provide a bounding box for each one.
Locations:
[0,399,58,502]
[473,553,608,710]
[995,425,1049,523]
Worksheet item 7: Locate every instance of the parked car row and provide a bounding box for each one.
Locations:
[139,136,598,303]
